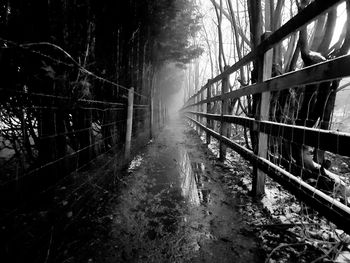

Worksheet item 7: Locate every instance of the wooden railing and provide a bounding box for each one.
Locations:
[181,0,350,233]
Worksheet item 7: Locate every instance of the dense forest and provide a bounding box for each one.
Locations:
[0,1,202,262]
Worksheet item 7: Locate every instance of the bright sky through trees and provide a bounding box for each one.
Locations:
[194,0,348,89]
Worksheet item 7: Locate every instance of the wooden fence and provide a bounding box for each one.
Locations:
[182,0,350,233]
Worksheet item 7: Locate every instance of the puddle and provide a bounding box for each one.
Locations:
[178,148,211,206]
[141,147,212,238]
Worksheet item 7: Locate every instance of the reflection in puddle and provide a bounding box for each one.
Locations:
[139,148,212,241]
[178,149,211,206]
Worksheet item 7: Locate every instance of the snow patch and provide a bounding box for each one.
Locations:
[128,154,143,173]
[336,251,350,263]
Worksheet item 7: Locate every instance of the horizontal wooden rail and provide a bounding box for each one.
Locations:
[186,111,350,157]
[184,54,350,109]
[185,0,344,105]
[182,0,350,233]
[185,115,350,233]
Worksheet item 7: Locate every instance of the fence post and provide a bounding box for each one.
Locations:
[192,96,196,129]
[125,87,134,159]
[206,80,211,144]
[196,94,199,132]
[162,104,164,125]
[158,98,161,129]
[149,94,153,139]
[198,92,202,135]
[163,103,166,125]
[219,66,230,161]
[252,32,273,197]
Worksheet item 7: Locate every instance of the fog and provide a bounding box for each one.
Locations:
[157,63,186,118]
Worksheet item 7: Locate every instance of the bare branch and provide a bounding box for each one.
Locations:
[211,0,251,48]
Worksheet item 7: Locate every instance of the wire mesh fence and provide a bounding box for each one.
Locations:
[0,77,147,198]
[0,41,159,261]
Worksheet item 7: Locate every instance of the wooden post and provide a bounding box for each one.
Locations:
[163,105,166,124]
[199,93,202,134]
[125,87,134,159]
[158,98,161,129]
[252,32,273,197]
[195,94,199,133]
[149,94,153,139]
[200,90,204,136]
[219,66,230,160]
[206,80,211,144]
[162,103,165,125]
[192,96,196,129]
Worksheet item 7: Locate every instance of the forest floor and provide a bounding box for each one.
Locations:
[84,116,264,262]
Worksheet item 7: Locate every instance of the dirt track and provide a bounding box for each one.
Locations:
[94,116,262,262]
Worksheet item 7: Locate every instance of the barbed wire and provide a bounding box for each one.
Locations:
[0,111,151,185]
[0,138,121,224]
[0,114,152,221]
[0,87,126,106]
[0,105,125,112]
[0,131,118,186]
[0,37,149,99]
[133,104,149,108]
[37,120,125,141]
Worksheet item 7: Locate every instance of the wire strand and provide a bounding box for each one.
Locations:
[0,131,121,186]
[0,87,125,106]
[0,38,148,99]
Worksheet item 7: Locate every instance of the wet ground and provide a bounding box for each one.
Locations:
[94,117,263,262]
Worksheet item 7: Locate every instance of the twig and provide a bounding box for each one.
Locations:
[89,182,110,193]
[254,223,317,230]
[44,226,54,263]
[310,242,342,263]
[175,234,186,247]
[310,253,329,263]
[265,242,308,263]
[114,175,128,185]
[331,242,343,262]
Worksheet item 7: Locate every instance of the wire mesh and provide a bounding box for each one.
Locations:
[183,58,350,236]
[0,41,156,262]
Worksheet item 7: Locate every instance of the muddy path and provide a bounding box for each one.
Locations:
[93,117,263,262]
